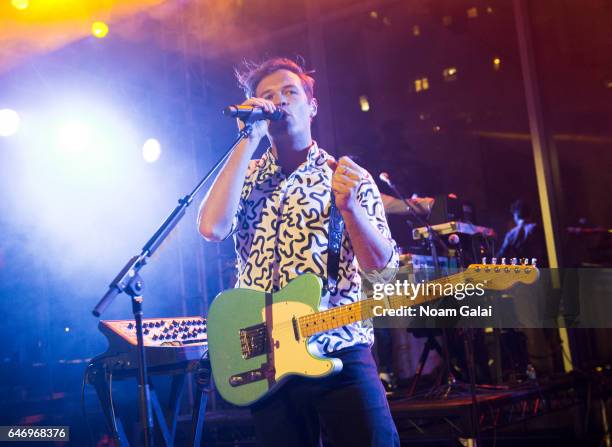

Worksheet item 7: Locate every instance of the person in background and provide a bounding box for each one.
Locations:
[497,199,546,265]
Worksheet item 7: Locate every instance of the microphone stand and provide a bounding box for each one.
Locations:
[381,179,454,373]
[381,178,448,275]
[92,124,254,447]
[384,178,481,445]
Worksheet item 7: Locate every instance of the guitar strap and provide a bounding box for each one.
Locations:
[326,192,345,295]
[263,291,276,387]
[262,193,343,386]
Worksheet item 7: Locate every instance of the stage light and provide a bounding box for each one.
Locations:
[359,96,370,112]
[443,67,458,81]
[57,120,91,154]
[493,57,502,71]
[0,109,20,137]
[11,0,29,10]
[7,93,180,300]
[92,21,109,39]
[142,138,161,163]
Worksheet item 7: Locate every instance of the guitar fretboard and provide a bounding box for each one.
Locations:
[298,271,467,338]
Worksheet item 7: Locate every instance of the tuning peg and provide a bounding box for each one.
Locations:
[523,258,529,265]
[482,257,487,265]
[511,258,517,266]
[491,257,497,265]
[531,258,537,267]
[501,258,506,265]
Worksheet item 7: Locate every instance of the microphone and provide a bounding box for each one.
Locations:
[379,171,448,270]
[379,172,412,214]
[223,105,285,122]
[379,172,394,187]
[379,172,430,216]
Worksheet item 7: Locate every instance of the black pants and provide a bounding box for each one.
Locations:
[250,345,400,447]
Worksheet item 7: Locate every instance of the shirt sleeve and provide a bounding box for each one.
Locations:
[355,172,400,282]
[220,160,259,241]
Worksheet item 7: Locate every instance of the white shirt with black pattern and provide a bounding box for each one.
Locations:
[229,141,399,357]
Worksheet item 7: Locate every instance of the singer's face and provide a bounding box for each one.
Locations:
[255,69,315,139]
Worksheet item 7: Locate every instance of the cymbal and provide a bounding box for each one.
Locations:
[381,193,433,215]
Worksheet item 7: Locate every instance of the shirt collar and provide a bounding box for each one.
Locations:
[260,141,329,175]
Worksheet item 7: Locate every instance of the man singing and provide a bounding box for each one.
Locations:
[198,57,399,446]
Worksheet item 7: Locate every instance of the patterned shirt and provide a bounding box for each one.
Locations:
[230,142,399,356]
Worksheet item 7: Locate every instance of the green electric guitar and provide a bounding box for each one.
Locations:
[207,261,539,406]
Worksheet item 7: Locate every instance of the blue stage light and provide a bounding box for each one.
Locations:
[0,108,20,136]
[142,138,161,163]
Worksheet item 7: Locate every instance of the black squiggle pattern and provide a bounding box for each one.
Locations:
[231,143,399,356]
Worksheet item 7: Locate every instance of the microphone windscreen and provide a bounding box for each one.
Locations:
[222,106,239,117]
[379,172,391,184]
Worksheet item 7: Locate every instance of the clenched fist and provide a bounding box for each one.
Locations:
[326,156,369,213]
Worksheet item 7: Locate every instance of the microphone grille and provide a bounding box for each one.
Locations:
[379,172,390,184]
[222,106,237,117]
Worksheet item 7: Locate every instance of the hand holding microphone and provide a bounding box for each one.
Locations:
[223,104,285,122]
[223,98,285,144]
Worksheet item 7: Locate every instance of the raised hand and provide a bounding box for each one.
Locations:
[237,97,277,144]
[326,156,369,213]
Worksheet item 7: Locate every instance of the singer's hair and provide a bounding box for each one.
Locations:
[235,57,315,100]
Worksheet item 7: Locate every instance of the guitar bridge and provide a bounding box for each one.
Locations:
[239,323,268,359]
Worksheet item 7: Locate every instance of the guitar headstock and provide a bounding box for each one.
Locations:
[464,257,540,291]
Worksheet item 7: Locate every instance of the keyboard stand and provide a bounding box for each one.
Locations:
[86,355,210,447]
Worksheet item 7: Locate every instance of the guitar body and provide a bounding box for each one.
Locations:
[207,261,539,406]
[207,274,343,407]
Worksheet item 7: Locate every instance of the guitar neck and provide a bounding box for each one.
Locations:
[298,271,466,338]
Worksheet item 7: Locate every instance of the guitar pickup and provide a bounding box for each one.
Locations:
[239,323,268,359]
[292,316,300,341]
[229,368,266,387]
